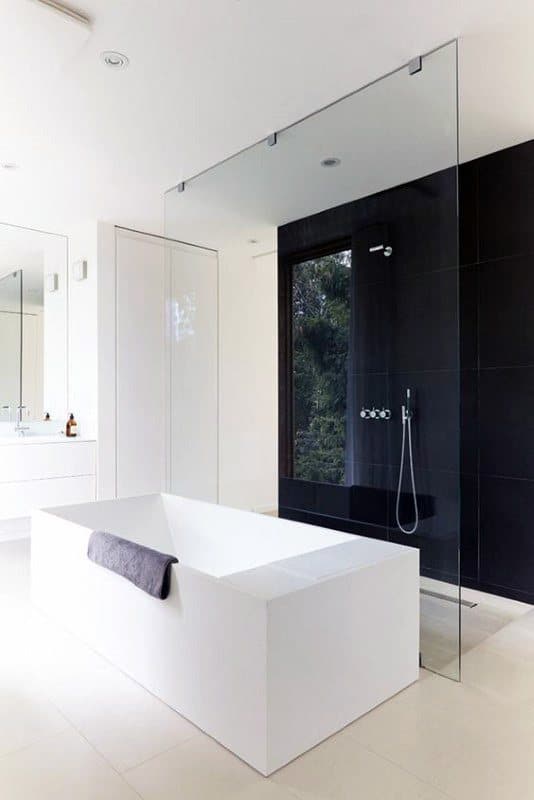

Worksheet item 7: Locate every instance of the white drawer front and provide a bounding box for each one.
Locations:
[0,475,96,520]
[0,441,95,484]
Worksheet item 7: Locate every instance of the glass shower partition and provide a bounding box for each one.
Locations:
[0,269,23,429]
[164,41,461,679]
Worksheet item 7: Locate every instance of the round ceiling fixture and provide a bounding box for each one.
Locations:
[248,239,259,245]
[320,157,341,168]
[101,51,129,70]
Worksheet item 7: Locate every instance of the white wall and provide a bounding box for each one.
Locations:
[218,246,278,512]
[42,234,68,419]
[67,221,98,440]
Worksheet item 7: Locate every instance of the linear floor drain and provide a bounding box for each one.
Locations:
[421,588,477,608]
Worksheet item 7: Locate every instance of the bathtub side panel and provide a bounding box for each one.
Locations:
[31,510,269,774]
[265,550,420,774]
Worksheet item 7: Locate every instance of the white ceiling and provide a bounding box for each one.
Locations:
[1,0,534,236]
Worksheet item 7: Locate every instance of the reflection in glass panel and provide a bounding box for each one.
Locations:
[292,249,351,484]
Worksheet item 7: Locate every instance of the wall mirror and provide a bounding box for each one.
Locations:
[0,223,68,430]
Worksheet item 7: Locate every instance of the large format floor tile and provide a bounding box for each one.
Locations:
[0,677,68,759]
[272,729,450,800]
[45,660,199,773]
[124,735,271,800]
[0,728,141,800]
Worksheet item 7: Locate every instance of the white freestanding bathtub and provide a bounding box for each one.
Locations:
[31,493,419,775]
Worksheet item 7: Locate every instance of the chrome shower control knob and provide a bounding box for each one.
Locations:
[378,409,387,419]
[360,408,370,419]
[369,409,377,419]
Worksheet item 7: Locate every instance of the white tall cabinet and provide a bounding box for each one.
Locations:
[113,228,219,502]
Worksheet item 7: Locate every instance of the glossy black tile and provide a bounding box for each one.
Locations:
[480,475,534,597]
[478,139,534,261]
[460,370,478,475]
[459,264,478,371]
[460,473,479,582]
[389,268,459,372]
[387,466,460,543]
[278,201,353,259]
[279,477,316,510]
[384,168,458,279]
[388,371,461,473]
[279,506,390,541]
[348,373,388,465]
[479,366,534,479]
[459,160,478,266]
[479,255,534,368]
[352,279,391,373]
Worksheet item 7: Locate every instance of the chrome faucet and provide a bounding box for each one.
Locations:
[14,405,30,435]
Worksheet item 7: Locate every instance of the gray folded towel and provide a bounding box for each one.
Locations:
[87,530,178,599]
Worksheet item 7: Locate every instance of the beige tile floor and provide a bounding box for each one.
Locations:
[1,538,534,799]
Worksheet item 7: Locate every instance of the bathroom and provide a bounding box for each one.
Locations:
[3,4,534,798]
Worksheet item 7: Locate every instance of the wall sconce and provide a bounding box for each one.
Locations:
[72,259,87,281]
[45,273,58,292]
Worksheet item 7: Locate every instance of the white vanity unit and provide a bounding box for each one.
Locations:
[0,435,96,524]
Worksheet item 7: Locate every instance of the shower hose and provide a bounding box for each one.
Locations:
[395,403,419,535]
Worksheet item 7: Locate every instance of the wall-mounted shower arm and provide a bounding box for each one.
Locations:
[369,244,393,257]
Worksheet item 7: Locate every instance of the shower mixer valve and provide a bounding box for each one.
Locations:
[360,406,391,420]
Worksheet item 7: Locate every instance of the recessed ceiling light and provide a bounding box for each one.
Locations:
[1,163,19,171]
[321,157,341,168]
[101,51,129,70]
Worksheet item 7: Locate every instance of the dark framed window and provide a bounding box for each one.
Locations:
[279,241,352,485]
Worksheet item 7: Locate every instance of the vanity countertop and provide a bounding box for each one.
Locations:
[0,434,96,446]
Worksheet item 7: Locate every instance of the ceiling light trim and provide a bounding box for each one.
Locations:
[101,51,130,70]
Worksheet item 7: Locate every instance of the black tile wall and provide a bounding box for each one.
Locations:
[352,280,391,373]
[387,466,459,548]
[390,268,459,372]
[460,369,478,475]
[478,140,534,262]
[479,255,534,368]
[388,371,460,473]
[480,476,534,600]
[459,265,478,370]
[460,473,479,582]
[466,138,534,603]
[279,138,534,604]
[384,169,458,278]
[349,372,388,465]
[479,366,534,480]
[459,159,478,266]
